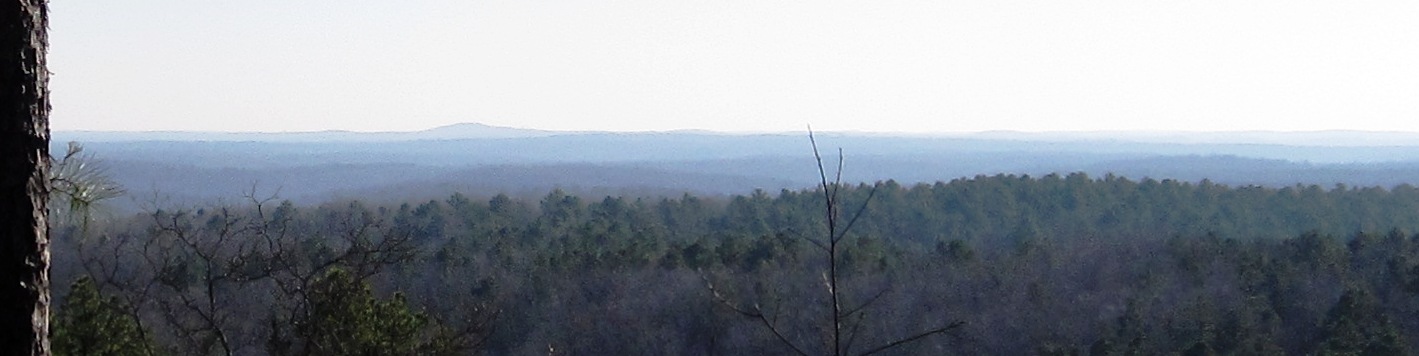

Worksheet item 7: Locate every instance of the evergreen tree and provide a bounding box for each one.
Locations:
[52,277,156,356]
[283,268,456,356]
[1315,289,1406,356]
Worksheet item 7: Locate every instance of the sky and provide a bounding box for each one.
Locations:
[49,1,1419,133]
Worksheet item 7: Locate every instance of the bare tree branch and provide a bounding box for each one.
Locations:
[855,321,965,356]
[701,271,810,356]
[835,186,877,242]
[704,128,962,356]
[842,286,891,319]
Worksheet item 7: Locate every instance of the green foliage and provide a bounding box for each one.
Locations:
[58,174,1419,354]
[1315,289,1406,356]
[936,239,976,265]
[49,142,124,227]
[53,277,156,356]
[289,268,456,356]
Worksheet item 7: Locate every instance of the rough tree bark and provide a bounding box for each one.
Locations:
[0,0,51,355]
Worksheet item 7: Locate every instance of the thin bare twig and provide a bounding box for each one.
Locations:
[701,272,811,356]
[842,286,891,319]
[705,128,962,356]
[835,186,877,242]
[855,321,965,356]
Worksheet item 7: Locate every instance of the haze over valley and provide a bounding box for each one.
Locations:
[57,123,1419,210]
[39,2,1419,354]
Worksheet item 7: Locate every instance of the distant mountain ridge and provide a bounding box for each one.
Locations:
[55,122,1419,148]
[53,122,565,142]
[415,122,566,139]
[50,123,1419,212]
[963,130,1419,148]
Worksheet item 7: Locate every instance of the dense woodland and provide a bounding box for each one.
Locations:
[48,173,1419,355]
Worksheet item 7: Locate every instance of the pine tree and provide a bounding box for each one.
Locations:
[285,268,457,356]
[1315,289,1406,356]
[52,277,156,356]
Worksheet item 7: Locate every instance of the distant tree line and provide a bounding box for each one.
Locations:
[48,173,1419,354]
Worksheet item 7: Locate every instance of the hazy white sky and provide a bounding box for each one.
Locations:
[50,1,1419,133]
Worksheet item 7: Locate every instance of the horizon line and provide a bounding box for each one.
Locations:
[50,122,1419,136]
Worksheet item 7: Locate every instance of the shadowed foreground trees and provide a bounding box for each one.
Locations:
[275,268,460,356]
[60,197,495,355]
[52,277,155,356]
[46,172,1419,354]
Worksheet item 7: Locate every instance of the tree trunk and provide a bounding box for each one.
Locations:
[0,0,50,355]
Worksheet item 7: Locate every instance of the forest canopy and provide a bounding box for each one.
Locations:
[50,173,1419,355]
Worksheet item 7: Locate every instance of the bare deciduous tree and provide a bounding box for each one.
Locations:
[706,129,963,355]
[74,192,496,355]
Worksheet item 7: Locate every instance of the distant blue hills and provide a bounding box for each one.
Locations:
[50,123,1419,210]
